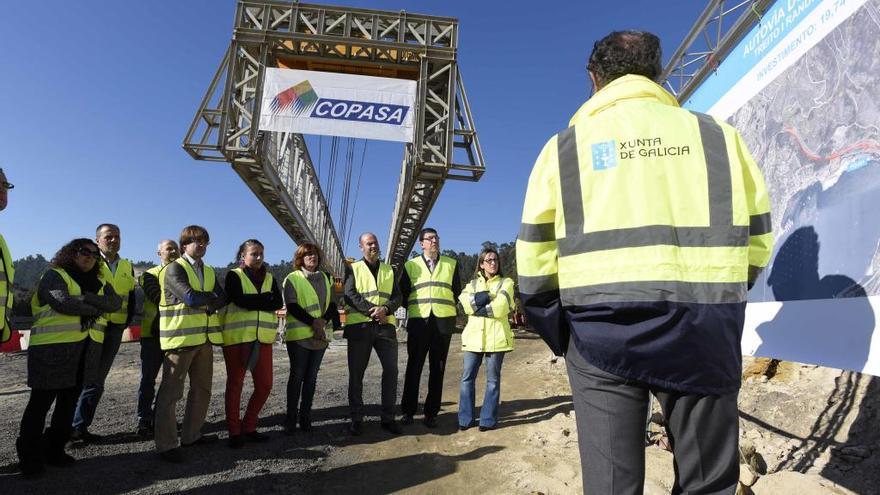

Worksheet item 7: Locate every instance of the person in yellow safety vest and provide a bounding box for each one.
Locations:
[281,242,340,434]
[71,223,138,444]
[222,239,282,448]
[457,248,515,432]
[516,31,773,494]
[0,168,13,345]
[17,239,121,478]
[399,227,462,428]
[153,225,226,463]
[135,239,179,439]
[343,232,403,436]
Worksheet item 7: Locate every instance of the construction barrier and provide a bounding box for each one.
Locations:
[122,325,141,343]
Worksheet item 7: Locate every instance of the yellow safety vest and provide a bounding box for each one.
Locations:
[517,74,773,307]
[158,257,222,350]
[0,233,13,343]
[283,270,331,341]
[404,255,457,319]
[29,268,107,346]
[100,257,136,325]
[459,274,515,353]
[345,260,396,326]
[139,264,164,339]
[222,268,278,345]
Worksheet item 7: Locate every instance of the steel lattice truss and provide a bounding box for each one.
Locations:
[660,0,776,103]
[183,1,484,275]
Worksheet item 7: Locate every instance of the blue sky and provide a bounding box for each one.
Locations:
[0,1,701,268]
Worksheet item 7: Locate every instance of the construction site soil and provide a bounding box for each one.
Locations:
[1,330,878,494]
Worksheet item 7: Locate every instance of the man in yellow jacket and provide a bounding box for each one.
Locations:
[517,31,773,494]
[0,168,13,345]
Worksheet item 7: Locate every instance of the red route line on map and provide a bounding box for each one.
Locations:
[783,125,880,162]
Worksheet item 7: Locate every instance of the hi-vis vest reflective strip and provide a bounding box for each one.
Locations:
[516,75,772,306]
[29,268,107,346]
[283,270,331,341]
[222,268,278,345]
[100,257,136,324]
[0,233,13,343]
[405,255,457,318]
[139,264,164,339]
[345,260,396,326]
[158,258,222,350]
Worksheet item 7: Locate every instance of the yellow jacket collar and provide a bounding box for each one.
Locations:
[569,75,678,126]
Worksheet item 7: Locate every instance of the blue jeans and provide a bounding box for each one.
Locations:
[459,351,506,428]
[136,337,164,424]
[73,323,125,432]
[286,342,326,426]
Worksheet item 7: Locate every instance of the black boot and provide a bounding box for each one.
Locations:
[43,427,76,467]
[17,437,45,478]
[299,413,312,432]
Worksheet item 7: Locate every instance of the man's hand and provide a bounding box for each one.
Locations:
[368,305,388,321]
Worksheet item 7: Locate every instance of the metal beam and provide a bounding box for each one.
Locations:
[660,0,776,103]
[183,1,484,276]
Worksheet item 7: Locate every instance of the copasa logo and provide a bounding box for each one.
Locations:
[270,80,409,125]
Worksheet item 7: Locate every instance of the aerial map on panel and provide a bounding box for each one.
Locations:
[733,0,880,302]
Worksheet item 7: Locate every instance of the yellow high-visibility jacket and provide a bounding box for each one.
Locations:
[0,233,13,343]
[516,74,773,394]
[459,274,515,353]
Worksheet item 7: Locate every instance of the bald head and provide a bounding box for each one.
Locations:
[158,239,180,265]
[359,232,380,263]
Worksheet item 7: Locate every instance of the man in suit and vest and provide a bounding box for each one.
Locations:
[135,239,179,438]
[399,227,461,428]
[154,225,226,463]
[343,232,403,435]
[72,223,137,443]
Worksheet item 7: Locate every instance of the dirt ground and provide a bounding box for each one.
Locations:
[0,330,877,494]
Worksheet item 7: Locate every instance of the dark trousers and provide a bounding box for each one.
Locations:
[347,325,398,422]
[285,342,326,426]
[136,336,164,424]
[73,322,125,432]
[401,316,452,418]
[565,338,739,495]
[19,386,81,454]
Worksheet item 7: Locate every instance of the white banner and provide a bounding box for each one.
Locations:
[258,68,417,143]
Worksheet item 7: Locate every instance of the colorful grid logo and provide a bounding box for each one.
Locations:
[270,80,319,115]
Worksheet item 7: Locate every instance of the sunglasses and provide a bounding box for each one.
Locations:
[78,248,100,258]
[1,181,13,190]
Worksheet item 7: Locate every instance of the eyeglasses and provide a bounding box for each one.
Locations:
[1,181,13,190]
[422,236,439,243]
[192,239,209,246]
[78,248,100,258]
[483,258,499,264]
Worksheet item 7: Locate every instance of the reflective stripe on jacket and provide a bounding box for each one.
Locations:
[404,255,457,319]
[222,268,278,345]
[29,268,107,346]
[283,270,331,341]
[345,260,397,326]
[0,233,13,343]
[100,257,136,324]
[516,74,773,394]
[459,274,515,353]
[158,257,222,350]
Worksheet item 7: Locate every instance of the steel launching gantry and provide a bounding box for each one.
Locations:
[183,1,484,274]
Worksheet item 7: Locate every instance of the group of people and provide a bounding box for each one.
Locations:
[4,27,777,494]
[2,203,518,478]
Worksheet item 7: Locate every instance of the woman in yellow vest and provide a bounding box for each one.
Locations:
[281,242,339,434]
[457,248,515,431]
[17,239,120,478]
[222,239,282,448]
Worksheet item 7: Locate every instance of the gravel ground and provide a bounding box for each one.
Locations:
[0,330,580,494]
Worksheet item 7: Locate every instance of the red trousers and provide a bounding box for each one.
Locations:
[223,342,273,435]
